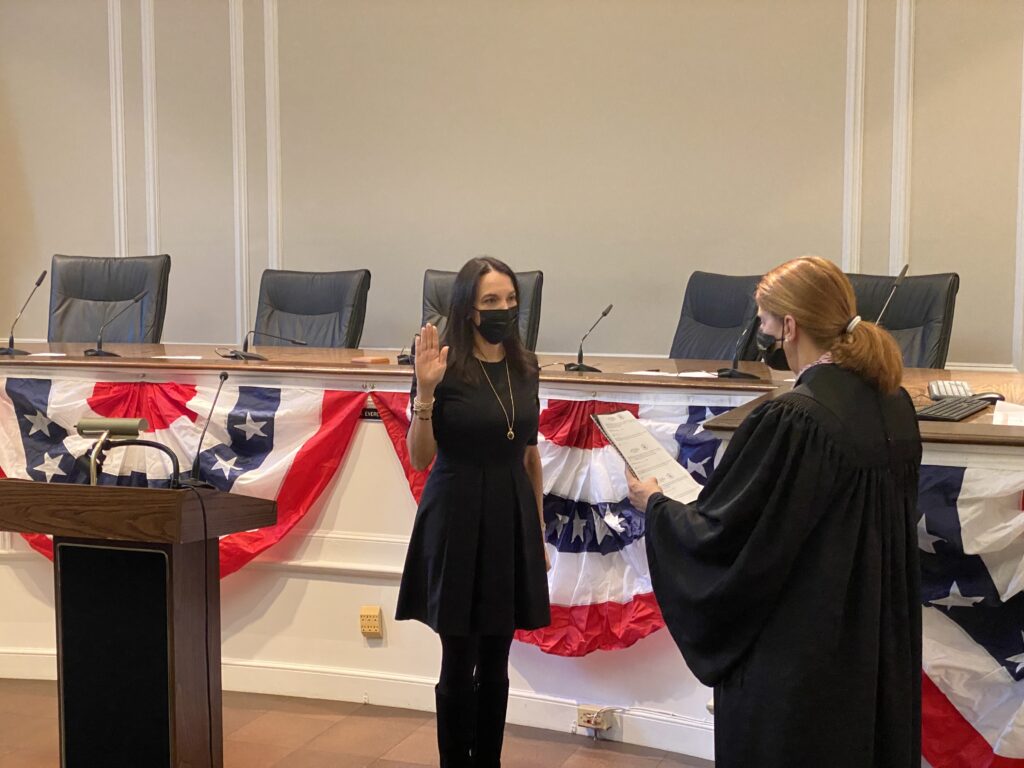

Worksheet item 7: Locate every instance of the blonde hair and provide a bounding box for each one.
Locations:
[755,256,903,394]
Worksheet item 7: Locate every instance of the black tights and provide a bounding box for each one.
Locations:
[438,634,513,692]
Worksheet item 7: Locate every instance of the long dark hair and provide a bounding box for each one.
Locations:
[444,256,538,384]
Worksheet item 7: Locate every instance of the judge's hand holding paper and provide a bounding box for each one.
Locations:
[590,410,701,512]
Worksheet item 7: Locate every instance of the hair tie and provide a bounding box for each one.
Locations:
[845,315,862,334]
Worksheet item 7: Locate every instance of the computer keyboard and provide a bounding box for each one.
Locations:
[928,380,974,400]
[916,396,990,422]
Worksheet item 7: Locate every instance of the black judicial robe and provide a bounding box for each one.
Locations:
[646,364,922,768]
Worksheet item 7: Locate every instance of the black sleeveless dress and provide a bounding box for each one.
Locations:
[396,360,551,637]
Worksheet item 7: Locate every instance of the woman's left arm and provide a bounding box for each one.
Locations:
[523,445,551,571]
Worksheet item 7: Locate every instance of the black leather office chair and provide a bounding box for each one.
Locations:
[254,269,371,348]
[669,271,762,360]
[847,272,959,369]
[48,254,171,343]
[421,269,544,351]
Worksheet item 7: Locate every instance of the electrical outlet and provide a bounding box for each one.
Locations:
[576,704,611,730]
[359,605,383,639]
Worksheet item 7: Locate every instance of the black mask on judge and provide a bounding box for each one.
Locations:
[474,307,519,344]
[755,330,791,371]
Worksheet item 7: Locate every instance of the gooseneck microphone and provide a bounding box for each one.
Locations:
[180,371,230,488]
[717,314,761,379]
[0,270,48,357]
[873,264,909,328]
[84,291,147,357]
[565,304,613,373]
[220,330,307,361]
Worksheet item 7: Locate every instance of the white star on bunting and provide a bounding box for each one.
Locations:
[929,581,985,608]
[24,411,52,437]
[685,457,709,479]
[34,453,66,482]
[591,509,611,545]
[212,454,239,479]
[553,513,570,540]
[917,515,944,554]
[571,512,588,544]
[234,412,267,441]
[1006,633,1024,675]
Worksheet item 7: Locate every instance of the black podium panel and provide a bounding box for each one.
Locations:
[56,541,172,767]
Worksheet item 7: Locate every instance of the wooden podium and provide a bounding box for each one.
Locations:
[0,479,276,768]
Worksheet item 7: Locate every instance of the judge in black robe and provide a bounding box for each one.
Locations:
[630,363,922,768]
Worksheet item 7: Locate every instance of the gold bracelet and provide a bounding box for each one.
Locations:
[412,396,435,413]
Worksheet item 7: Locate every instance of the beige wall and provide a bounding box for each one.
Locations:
[0,0,1022,364]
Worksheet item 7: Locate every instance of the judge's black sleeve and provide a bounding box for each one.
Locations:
[645,398,837,685]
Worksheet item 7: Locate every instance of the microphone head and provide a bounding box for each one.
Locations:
[894,264,909,285]
[131,291,146,304]
[601,304,613,317]
[293,339,308,346]
[219,371,229,382]
[35,270,47,287]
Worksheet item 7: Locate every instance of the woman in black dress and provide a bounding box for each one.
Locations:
[396,256,551,768]
[628,256,922,768]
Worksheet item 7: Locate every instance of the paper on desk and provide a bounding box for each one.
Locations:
[151,355,203,360]
[623,370,717,379]
[992,400,1024,426]
[27,352,66,357]
[592,410,703,504]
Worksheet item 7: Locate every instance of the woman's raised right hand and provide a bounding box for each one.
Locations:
[415,323,449,396]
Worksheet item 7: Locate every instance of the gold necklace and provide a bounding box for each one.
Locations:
[478,359,516,440]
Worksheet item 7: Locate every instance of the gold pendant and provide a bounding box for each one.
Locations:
[507,429,515,441]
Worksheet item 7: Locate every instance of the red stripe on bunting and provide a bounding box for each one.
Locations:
[922,672,1024,768]
[371,391,433,503]
[217,389,365,577]
[539,400,640,450]
[514,592,665,657]
[87,382,199,432]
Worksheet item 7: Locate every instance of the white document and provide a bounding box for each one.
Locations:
[622,370,717,379]
[151,355,203,360]
[992,400,1024,426]
[592,410,703,504]
[27,352,66,357]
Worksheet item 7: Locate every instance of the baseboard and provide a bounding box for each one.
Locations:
[0,648,57,679]
[220,656,715,759]
[944,362,1019,373]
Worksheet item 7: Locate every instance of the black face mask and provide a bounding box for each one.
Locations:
[755,330,790,371]
[475,307,519,344]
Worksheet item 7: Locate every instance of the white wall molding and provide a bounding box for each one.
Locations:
[264,0,283,270]
[230,0,251,344]
[889,0,915,276]
[107,0,129,257]
[220,657,715,759]
[841,0,866,273]
[0,648,57,680]
[1013,27,1024,372]
[140,0,160,255]
[0,533,11,552]
[944,362,1020,373]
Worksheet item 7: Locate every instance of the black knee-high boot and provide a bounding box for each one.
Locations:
[435,684,475,768]
[473,680,510,768]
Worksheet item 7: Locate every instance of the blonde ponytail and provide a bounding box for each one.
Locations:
[830,321,903,395]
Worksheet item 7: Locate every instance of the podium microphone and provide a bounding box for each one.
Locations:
[717,314,761,379]
[565,304,613,373]
[219,330,307,361]
[84,292,146,357]
[874,264,909,328]
[1,270,47,357]
[180,371,230,488]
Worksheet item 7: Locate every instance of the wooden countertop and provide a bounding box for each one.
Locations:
[702,367,1024,447]
[0,343,776,392]
[4,344,1024,446]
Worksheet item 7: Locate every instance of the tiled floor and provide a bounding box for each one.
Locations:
[0,679,713,767]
